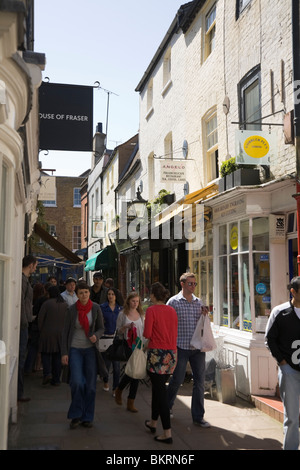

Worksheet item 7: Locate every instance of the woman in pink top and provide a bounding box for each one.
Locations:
[143,282,178,444]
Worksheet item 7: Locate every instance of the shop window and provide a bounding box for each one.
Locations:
[204,3,216,61]
[218,217,270,332]
[238,65,261,130]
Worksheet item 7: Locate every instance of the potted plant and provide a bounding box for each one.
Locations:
[219,157,260,192]
[219,157,238,191]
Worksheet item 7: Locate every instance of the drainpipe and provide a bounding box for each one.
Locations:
[292,0,300,275]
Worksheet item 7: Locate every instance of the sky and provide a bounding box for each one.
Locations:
[34,0,186,176]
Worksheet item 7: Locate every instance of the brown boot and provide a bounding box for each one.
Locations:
[115,387,123,405]
[127,398,138,412]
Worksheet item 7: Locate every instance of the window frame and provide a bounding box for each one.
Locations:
[73,187,81,207]
[236,0,252,18]
[203,109,219,182]
[204,3,216,61]
[238,65,261,130]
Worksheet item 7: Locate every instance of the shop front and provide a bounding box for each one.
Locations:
[205,177,296,399]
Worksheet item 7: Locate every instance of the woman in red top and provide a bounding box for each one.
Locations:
[143,282,178,444]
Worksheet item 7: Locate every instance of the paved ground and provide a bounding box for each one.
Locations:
[7,370,284,453]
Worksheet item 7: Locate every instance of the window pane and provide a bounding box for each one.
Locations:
[245,79,260,130]
[241,254,251,331]
[241,219,249,251]
[229,223,238,253]
[253,217,269,251]
[219,225,227,255]
[219,256,228,327]
[230,255,239,329]
[206,4,216,31]
[207,229,213,256]
[254,253,271,317]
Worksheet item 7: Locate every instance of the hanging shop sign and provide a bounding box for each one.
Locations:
[92,220,106,239]
[38,175,56,201]
[39,82,93,151]
[160,160,187,183]
[235,130,276,166]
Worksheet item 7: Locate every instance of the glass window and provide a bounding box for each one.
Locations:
[241,219,249,251]
[72,225,81,251]
[219,256,228,327]
[206,113,219,181]
[219,225,227,255]
[239,66,261,130]
[253,217,269,251]
[254,253,271,317]
[205,4,216,59]
[218,217,269,332]
[73,188,81,207]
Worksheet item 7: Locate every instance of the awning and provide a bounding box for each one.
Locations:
[34,223,82,264]
[84,245,116,272]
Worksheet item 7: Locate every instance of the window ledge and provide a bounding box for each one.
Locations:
[161,79,172,97]
[145,106,154,120]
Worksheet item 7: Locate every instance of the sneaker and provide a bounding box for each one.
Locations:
[103,383,109,392]
[193,419,211,428]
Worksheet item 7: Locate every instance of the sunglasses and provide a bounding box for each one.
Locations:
[186,281,197,286]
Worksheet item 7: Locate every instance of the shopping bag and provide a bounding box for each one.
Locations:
[105,336,132,362]
[98,336,114,352]
[190,314,217,352]
[125,345,147,379]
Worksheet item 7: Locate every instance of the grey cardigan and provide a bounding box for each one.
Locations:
[61,301,104,357]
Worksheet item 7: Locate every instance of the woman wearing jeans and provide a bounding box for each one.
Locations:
[61,282,104,429]
[143,282,178,444]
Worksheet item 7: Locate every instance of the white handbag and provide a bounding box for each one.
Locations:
[125,341,147,379]
[98,336,114,352]
[190,314,217,352]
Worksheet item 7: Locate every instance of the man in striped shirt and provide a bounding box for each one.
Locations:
[167,272,210,428]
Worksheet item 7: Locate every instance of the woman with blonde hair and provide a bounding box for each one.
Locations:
[114,292,144,412]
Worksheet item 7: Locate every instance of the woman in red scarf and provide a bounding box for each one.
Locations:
[61,281,104,429]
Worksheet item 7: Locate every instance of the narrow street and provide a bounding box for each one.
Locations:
[8,370,283,452]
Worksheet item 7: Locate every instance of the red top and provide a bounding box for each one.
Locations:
[143,304,178,350]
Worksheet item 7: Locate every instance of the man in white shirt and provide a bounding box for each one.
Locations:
[61,277,78,307]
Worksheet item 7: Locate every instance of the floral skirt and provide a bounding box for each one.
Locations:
[147,348,177,375]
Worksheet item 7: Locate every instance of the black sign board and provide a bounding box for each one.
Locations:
[39,82,93,151]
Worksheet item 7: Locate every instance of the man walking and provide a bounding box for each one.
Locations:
[90,272,108,305]
[61,277,78,307]
[265,276,300,450]
[167,272,210,428]
[18,255,37,402]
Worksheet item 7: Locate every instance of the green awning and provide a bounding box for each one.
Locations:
[84,246,115,272]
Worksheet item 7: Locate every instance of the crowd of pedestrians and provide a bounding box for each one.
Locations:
[19,258,214,445]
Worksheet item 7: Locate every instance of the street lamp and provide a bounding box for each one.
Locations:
[127,187,148,220]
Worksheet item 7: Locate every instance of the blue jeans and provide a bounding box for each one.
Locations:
[168,348,206,422]
[278,363,300,450]
[68,347,97,422]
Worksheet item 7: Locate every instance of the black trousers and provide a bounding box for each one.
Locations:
[148,371,171,430]
[118,373,139,399]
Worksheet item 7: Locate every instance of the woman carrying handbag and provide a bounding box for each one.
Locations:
[100,287,122,395]
[114,292,145,412]
[143,282,178,444]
